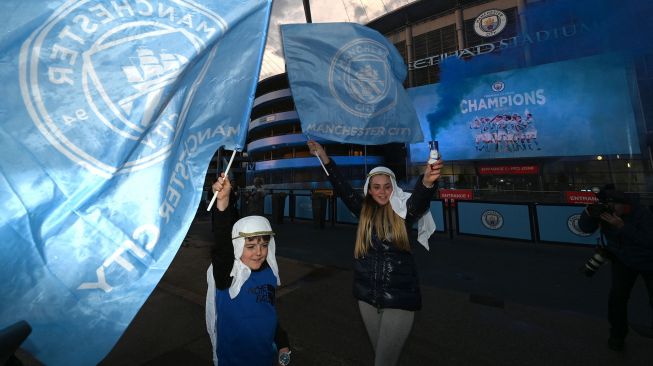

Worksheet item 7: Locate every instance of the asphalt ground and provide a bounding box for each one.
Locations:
[15,212,653,365]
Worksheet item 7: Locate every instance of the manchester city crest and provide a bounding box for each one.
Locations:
[19,0,226,177]
[329,38,396,118]
[492,81,505,92]
[481,210,504,230]
[474,9,507,38]
[567,214,591,236]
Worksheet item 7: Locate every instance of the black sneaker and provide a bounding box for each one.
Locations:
[608,337,624,352]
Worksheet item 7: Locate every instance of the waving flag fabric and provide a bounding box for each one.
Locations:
[0,1,271,364]
[281,22,424,144]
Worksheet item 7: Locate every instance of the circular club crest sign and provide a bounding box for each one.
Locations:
[481,210,504,230]
[567,214,591,236]
[474,9,507,38]
[19,0,225,176]
[328,38,397,118]
[492,81,505,92]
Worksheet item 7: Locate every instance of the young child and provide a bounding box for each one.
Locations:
[205,173,291,366]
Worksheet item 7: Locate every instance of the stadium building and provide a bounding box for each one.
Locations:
[215,0,653,206]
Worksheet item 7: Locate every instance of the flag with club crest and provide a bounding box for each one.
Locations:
[0,1,272,364]
[281,22,424,144]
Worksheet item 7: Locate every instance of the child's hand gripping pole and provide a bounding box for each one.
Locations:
[207,150,237,211]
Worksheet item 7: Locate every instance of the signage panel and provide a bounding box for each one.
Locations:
[457,202,532,240]
[479,165,539,175]
[439,189,473,200]
[412,200,446,232]
[294,195,313,219]
[565,191,599,205]
[336,198,359,224]
[264,195,272,215]
[430,200,446,233]
[536,205,601,245]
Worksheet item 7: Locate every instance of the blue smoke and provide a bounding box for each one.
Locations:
[427,0,653,138]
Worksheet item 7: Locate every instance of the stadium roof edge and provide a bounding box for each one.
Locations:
[366,0,489,35]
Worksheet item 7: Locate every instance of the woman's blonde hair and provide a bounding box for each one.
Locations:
[354,194,410,258]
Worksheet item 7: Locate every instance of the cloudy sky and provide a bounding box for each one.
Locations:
[259,0,417,79]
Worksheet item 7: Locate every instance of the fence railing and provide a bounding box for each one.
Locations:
[210,188,624,246]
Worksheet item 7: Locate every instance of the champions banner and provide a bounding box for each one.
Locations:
[408,55,640,162]
[0,1,272,365]
[282,22,424,144]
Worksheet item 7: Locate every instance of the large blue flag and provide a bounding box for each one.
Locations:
[281,22,424,144]
[0,1,271,364]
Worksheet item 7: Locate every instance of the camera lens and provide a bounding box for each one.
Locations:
[583,251,606,277]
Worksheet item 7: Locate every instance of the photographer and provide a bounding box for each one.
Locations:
[578,185,653,351]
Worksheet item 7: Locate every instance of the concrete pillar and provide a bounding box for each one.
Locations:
[405,24,414,86]
[517,0,531,65]
[455,8,465,50]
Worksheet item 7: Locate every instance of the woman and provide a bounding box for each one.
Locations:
[205,173,291,366]
[307,140,442,366]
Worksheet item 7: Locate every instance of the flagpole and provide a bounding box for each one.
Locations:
[315,151,329,176]
[302,0,313,23]
[304,133,329,176]
[207,150,237,211]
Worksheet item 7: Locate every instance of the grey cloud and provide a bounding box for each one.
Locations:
[260,0,418,79]
[352,6,367,22]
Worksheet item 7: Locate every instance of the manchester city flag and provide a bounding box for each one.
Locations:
[0,1,272,365]
[281,22,424,144]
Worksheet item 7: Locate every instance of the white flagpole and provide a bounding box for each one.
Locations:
[315,151,329,176]
[305,133,329,176]
[206,150,237,211]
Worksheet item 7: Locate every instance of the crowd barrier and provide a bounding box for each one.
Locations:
[247,189,602,246]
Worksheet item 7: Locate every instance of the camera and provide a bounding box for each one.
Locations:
[586,202,614,218]
[583,247,609,277]
[585,185,622,218]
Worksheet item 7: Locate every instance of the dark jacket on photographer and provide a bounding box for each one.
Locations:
[578,194,653,272]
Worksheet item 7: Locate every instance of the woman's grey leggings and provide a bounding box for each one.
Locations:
[358,301,415,366]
